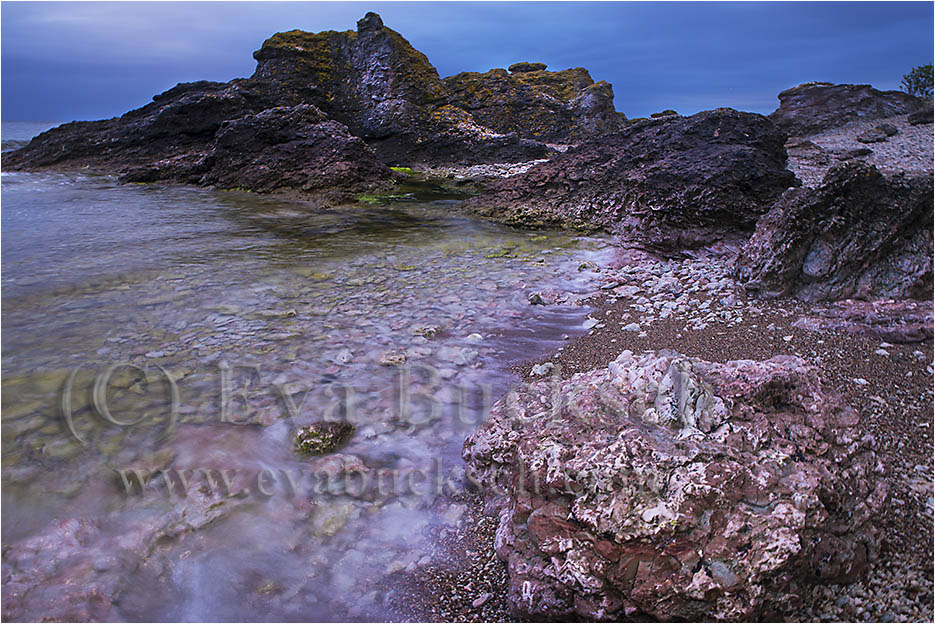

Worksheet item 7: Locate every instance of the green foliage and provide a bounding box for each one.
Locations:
[901,64,933,99]
[389,166,413,175]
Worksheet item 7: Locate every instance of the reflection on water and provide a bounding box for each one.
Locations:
[1,153,609,620]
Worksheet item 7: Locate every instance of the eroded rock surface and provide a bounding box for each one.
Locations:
[769,82,924,138]
[463,350,886,621]
[736,162,934,302]
[465,108,796,254]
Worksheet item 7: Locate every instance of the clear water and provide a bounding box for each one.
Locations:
[1,121,609,621]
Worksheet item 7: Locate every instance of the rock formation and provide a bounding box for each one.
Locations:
[463,349,885,621]
[444,66,623,143]
[769,82,924,137]
[4,12,627,186]
[736,162,933,302]
[465,108,797,254]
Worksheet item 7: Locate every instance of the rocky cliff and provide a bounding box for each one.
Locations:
[4,12,626,186]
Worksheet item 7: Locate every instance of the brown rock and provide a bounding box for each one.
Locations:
[769,82,924,137]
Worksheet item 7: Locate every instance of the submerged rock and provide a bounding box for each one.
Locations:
[736,162,934,302]
[463,350,885,621]
[294,422,355,456]
[465,108,796,254]
[769,82,924,137]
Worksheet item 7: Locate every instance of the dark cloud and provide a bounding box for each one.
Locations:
[2,1,932,121]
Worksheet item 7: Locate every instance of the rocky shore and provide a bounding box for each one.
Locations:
[3,11,933,623]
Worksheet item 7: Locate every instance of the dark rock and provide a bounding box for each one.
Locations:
[4,13,592,180]
[736,162,934,302]
[837,147,873,160]
[878,123,898,136]
[464,349,885,621]
[443,67,623,143]
[856,127,889,143]
[465,108,796,254]
[786,138,831,166]
[769,82,924,137]
[508,62,547,73]
[650,109,678,118]
[792,299,933,343]
[909,104,934,125]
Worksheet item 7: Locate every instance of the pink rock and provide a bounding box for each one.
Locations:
[464,350,886,621]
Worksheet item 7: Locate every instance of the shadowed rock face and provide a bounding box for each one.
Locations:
[769,82,924,137]
[464,108,797,254]
[464,349,885,621]
[5,11,627,180]
[736,161,934,302]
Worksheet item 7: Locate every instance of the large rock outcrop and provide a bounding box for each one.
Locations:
[736,162,934,302]
[465,109,797,254]
[769,82,924,138]
[6,12,629,180]
[444,65,623,143]
[463,350,885,621]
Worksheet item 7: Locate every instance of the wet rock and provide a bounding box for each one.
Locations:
[294,422,355,456]
[464,350,885,621]
[769,82,924,137]
[466,108,796,254]
[736,162,933,302]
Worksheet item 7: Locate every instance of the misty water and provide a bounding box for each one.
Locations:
[1,121,610,620]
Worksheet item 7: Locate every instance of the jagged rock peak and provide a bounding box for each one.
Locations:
[357,11,384,33]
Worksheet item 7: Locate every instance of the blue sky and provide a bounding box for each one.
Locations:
[2,1,932,122]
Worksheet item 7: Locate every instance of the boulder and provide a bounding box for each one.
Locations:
[463,350,885,621]
[769,82,924,137]
[736,162,933,302]
[464,108,797,254]
[443,66,623,143]
[508,62,548,73]
[908,103,934,125]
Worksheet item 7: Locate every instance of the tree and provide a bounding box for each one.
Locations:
[901,64,933,99]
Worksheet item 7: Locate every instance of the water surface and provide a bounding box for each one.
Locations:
[1,120,608,621]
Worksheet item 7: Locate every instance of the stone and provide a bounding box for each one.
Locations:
[464,350,885,621]
[649,109,678,118]
[508,62,547,73]
[294,421,355,456]
[908,104,934,125]
[792,299,933,343]
[769,82,924,137]
[736,162,933,302]
[466,109,796,254]
[856,128,889,143]
[444,65,623,143]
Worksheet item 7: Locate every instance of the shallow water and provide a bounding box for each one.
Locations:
[1,122,610,621]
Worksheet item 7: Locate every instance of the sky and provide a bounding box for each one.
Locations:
[2,1,933,122]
